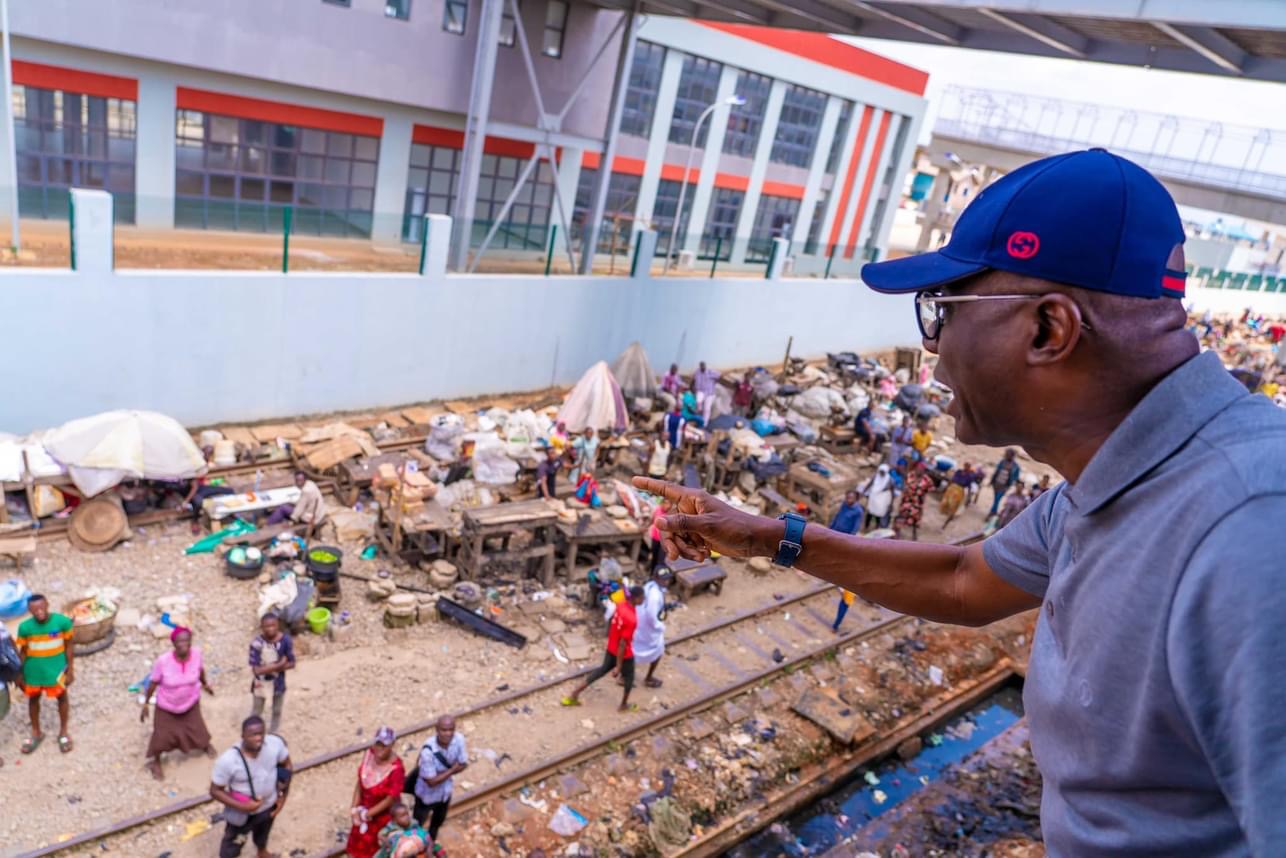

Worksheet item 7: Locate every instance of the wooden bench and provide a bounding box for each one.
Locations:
[674,561,727,600]
[820,425,857,453]
[0,532,36,568]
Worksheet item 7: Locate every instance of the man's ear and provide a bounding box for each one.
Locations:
[1028,294,1085,366]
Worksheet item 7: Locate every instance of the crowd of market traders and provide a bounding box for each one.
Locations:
[7,315,1282,855]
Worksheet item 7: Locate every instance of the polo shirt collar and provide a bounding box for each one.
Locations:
[1064,350,1246,515]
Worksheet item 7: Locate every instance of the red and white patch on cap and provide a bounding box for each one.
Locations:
[1162,243,1186,297]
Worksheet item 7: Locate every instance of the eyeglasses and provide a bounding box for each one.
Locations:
[914,292,1094,341]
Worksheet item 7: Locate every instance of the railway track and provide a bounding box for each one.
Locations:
[16,533,985,858]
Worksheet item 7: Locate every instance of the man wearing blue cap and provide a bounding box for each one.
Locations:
[635,149,1286,855]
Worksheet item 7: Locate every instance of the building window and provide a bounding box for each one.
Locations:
[804,188,828,255]
[322,0,351,5]
[173,109,379,236]
[701,186,742,259]
[770,84,827,169]
[542,0,567,58]
[722,71,771,158]
[385,0,410,19]
[443,0,467,34]
[12,85,137,223]
[669,55,722,146]
[747,194,800,261]
[402,142,459,241]
[651,178,693,255]
[620,41,664,139]
[499,0,519,47]
[473,152,555,249]
[825,100,852,175]
[572,167,641,253]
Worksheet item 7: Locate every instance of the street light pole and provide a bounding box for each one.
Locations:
[1,0,19,252]
[664,94,744,273]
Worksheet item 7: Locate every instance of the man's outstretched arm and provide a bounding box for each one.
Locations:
[634,477,1040,627]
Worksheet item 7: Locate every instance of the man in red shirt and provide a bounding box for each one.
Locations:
[562,586,644,712]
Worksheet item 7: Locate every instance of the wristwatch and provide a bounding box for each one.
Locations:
[773,512,807,567]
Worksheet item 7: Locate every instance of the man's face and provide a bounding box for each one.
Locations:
[295,473,306,488]
[243,724,266,753]
[925,271,1029,446]
[28,598,49,623]
[845,491,858,505]
[261,616,280,639]
[436,717,456,746]
[699,362,706,372]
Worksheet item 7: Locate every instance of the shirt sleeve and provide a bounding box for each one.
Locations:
[1168,495,1286,854]
[274,735,290,764]
[149,656,165,686]
[419,745,438,776]
[248,638,262,668]
[454,735,468,765]
[211,752,234,788]
[280,634,296,665]
[980,483,1062,598]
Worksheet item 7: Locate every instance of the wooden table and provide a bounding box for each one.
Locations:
[554,514,645,579]
[778,458,860,521]
[670,557,727,600]
[763,434,801,462]
[375,498,453,567]
[459,499,557,585]
[334,451,414,506]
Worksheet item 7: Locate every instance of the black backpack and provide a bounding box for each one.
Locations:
[0,631,20,684]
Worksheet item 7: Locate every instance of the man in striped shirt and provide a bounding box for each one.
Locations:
[15,593,75,754]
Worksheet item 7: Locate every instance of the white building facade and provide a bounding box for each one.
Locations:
[2,0,926,274]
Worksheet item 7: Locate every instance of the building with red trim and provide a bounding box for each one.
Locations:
[2,1,925,272]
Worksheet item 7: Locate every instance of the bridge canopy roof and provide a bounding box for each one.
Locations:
[583,0,1286,83]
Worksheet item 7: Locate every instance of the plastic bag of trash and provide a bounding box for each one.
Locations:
[469,433,519,485]
[548,803,588,837]
[504,409,550,446]
[0,578,33,619]
[426,414,465,461]
[791,387,842,419]
[751,373,779,400]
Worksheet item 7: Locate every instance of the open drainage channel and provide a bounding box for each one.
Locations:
[725,682,1026,857]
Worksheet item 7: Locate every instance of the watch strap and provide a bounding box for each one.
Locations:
[773,512,807,567]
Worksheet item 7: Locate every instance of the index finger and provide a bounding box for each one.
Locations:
[631,476,694,504]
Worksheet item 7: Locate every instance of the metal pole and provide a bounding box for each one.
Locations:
[1,0,19,251]
[824,243,836,279]
[281,205,292,273]
[665,102,717,273]
[579,4,638,275]
[709,236,721,278]
[417,214,429,274]
[451,0,505,271]
[544,225,556,276]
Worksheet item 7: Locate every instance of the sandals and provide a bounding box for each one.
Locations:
[559,696,582,707]
[20,735,43,754]
[58,735,73,753]
[618,703,640,713]
[644,678,663,688]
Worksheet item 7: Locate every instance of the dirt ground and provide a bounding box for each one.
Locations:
[0,401,1053,856]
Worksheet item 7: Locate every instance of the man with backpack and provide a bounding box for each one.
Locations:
[410,715,468,844]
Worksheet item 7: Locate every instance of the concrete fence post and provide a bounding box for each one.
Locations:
[69,188,113,272]
[421,214,452,277]
[630,228,658,280]
[765,237,790,280]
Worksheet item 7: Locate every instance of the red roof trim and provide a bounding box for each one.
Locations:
[177,87,382,136]
[714,172,750,192]
[761,180,806,200]
[12,60,137,101]
[698,23,928,96]
[412,124,538,158]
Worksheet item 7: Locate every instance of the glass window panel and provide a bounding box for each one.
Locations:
[353,136,378,161]
[429,170,453,195]
[350,160,376,187]
[270,151,296,177]
[323,186,348,208]
[210,115,239,144]
[270,180,294,203]
[299,154,324,179]
[243,120,266,144]
[825,100,852,174]
[108,166,134,192]
[108,136,133,162]
[46,158,70,185]
[385,0,411,20]
[481,154,497,174]
[324,158,350,183]
[176,170,204,195]
[495,178,514,200]
[351,187,374,209]
[432,146,457,169]
[239,177,265,201]
[443,0,467,34]
[410,143,431,168]
[273,124,297,149]
[298,183,324,207]
[16,154,40,182]
[498,3,517,47]
[206,142,236,171]
[240,146,266,174]
[542,0,567,58]
[771,85,826,168]
[175,143,204,171]
[327,133,354,157]
[301,128,326,154]
[209,174,235,198]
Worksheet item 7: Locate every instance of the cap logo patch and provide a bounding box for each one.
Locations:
[1006,231,1040,259]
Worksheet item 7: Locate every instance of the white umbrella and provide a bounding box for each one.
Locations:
[558,361,628,432]
[43,410,206,496]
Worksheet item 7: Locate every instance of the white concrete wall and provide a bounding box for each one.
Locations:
[0,268,915,432]
[1186,285,1286,316]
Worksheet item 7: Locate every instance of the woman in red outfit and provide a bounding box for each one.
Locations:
[346,726,407,858]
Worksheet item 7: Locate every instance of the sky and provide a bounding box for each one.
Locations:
[840,36,1286,146]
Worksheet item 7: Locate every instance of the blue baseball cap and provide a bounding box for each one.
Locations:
[861,149,1187,300]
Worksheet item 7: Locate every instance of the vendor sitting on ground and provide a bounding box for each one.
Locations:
[536,446,563,500]
[267,471,327,536]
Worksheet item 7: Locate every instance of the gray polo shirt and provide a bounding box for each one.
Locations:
[984,350,1286,856]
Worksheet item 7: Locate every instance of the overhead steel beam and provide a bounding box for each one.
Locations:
[1153,22,1246,74]
[859,0,1286,30]
[451,0,505,271]
[850,1,961,44]
[978,9,1088,57]
[758,0,862,33]
[580,5,639,274]
[685,0,773,25]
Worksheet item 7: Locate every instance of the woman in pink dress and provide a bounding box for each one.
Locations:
[139,627,215,780]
